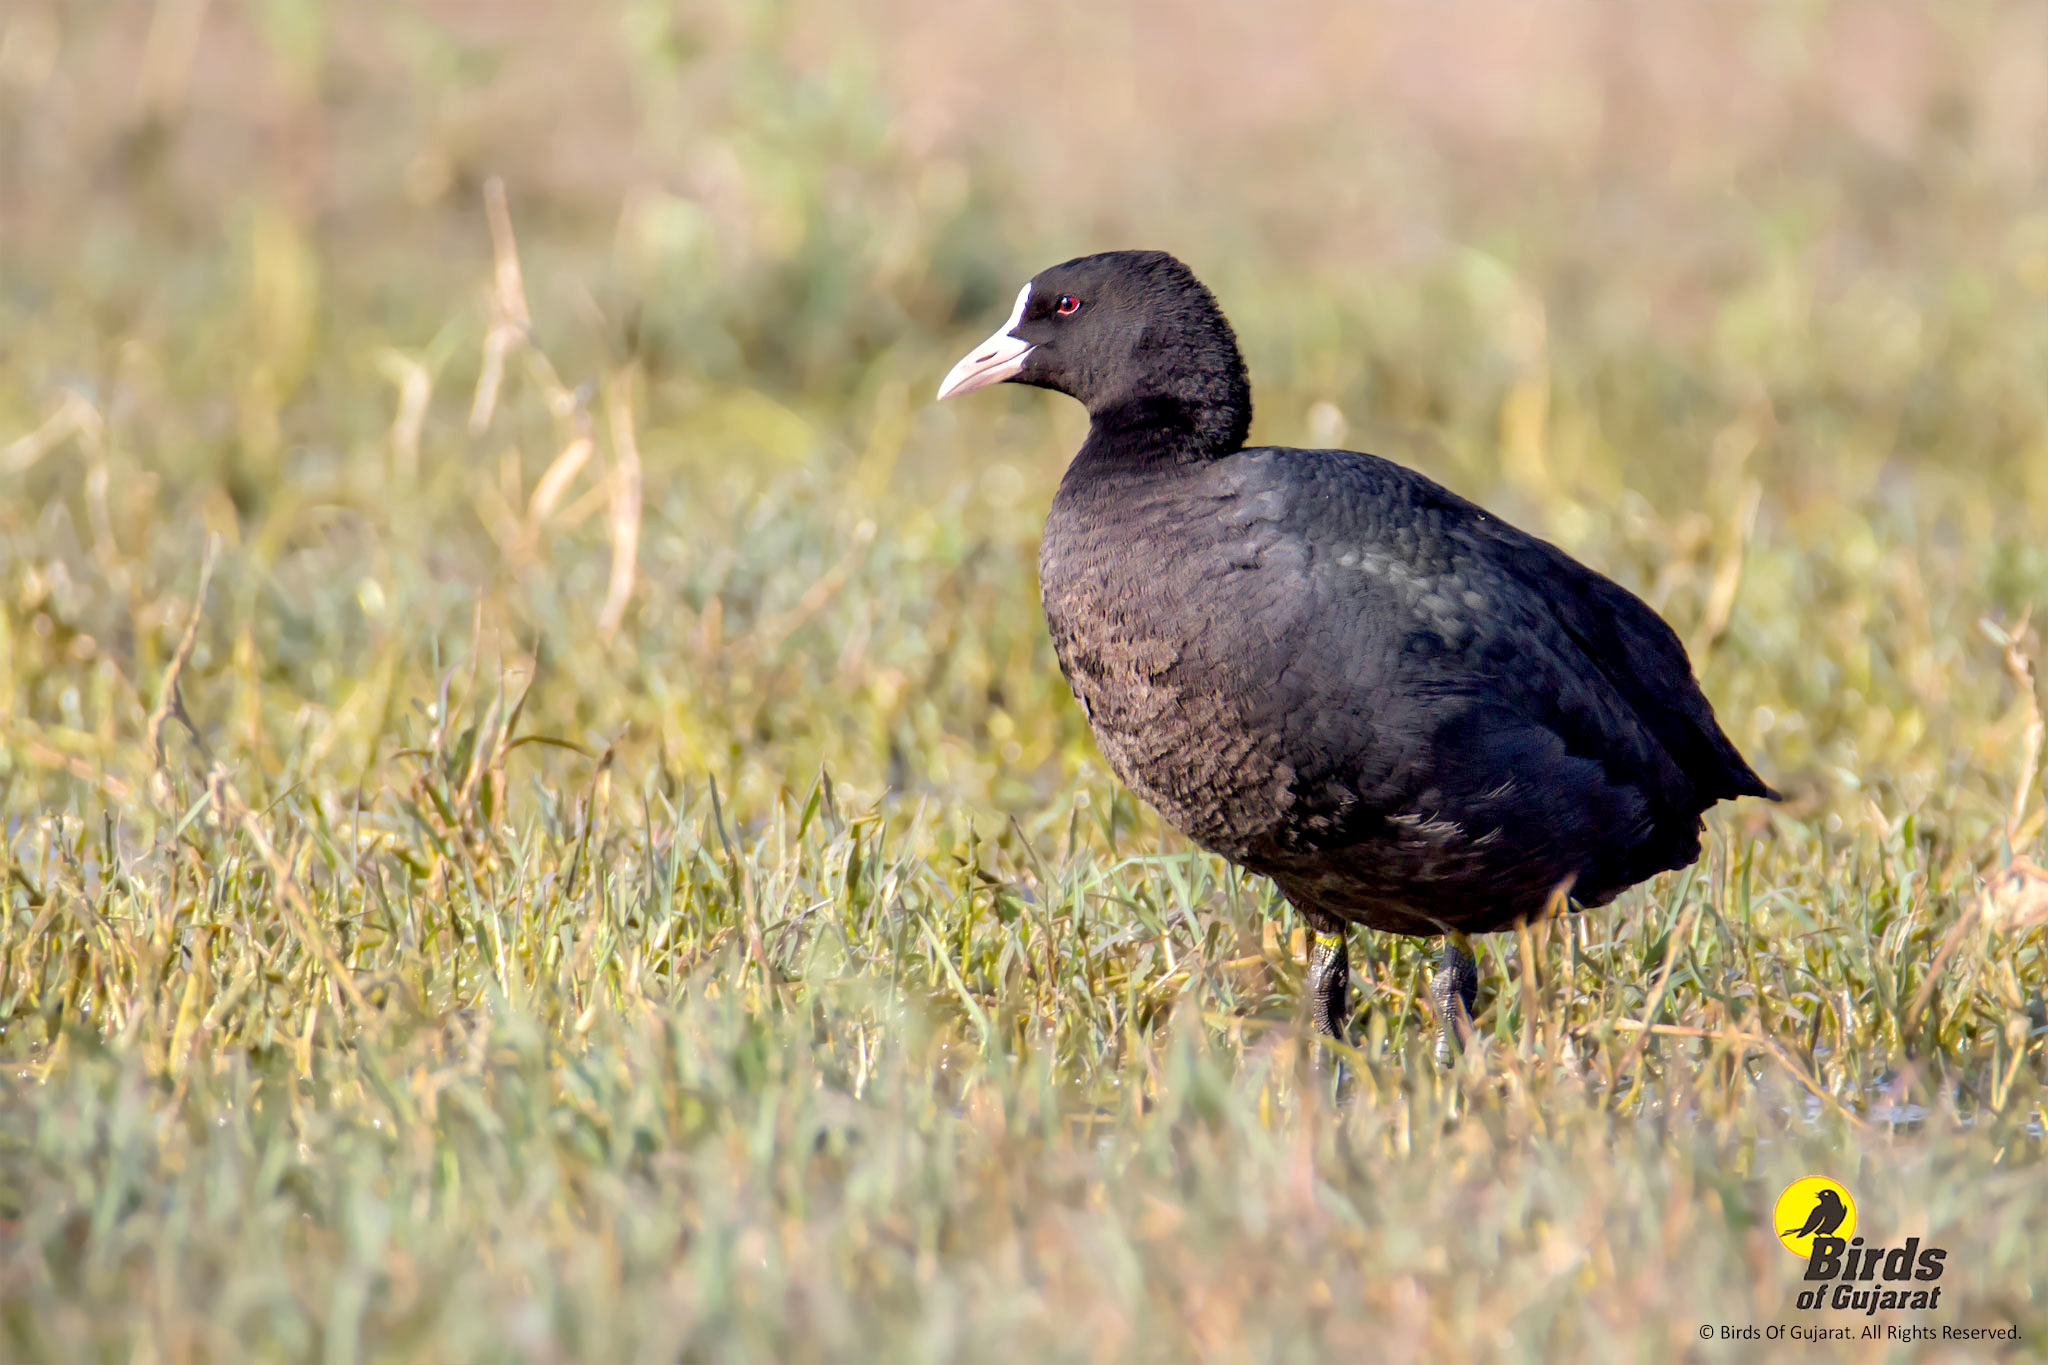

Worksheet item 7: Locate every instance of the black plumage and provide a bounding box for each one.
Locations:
[938,250,1776,1057]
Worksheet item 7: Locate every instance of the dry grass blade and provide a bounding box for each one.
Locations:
[2,387,98,475]
[469,177,534,435]
[1994,609,2043,843]
[1690,479,1762,661]
[598,370,643,639]
[144,533,221,777]
[528,427,596,531]
[377,348,434,480]
[1608,886,1703,1104]
[13,726,134,801]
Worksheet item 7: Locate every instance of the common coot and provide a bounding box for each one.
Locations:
[938,250,1776,1062]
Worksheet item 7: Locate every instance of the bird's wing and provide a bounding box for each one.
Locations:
[1460,500,1777,803]
[1198,448,1757,864]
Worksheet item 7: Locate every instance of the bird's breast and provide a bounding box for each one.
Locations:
[1037,492,1295,855]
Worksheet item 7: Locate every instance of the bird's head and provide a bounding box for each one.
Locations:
[937,250,1252,457]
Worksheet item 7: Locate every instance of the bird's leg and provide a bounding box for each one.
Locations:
[1298,910,1356,1098]
[1431,930,1479,1067]
[1305,919,1350,1044]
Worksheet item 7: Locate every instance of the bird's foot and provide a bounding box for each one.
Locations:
[1431,932,1479,1068]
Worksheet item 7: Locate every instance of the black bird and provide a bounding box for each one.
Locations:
[1782,1190,1849,1240]
[938,251,1776,1063]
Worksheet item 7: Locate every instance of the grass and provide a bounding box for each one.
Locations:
[1,1,2046,1359]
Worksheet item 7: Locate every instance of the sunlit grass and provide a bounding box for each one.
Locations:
[2,1,2046,1358]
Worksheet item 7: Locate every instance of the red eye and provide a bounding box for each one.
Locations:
[1056,295,1081,315]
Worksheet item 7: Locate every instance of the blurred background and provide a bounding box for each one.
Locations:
[4,0,2047,828]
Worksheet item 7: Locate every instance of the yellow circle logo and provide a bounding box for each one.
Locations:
[1774,1176,1857,1258]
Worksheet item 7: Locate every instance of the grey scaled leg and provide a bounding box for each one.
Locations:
[1304,917,1353,1095]
[1432,931,1479,1067]
[1305,923,1350,1044]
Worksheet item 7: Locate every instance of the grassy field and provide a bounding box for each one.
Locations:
[2,2,2046,1359]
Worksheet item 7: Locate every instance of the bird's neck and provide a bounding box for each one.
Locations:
[1078,389,1251,471]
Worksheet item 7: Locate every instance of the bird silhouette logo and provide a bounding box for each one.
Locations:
[1782,1189,1848,1239]
[1773,1176,1858,1257]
